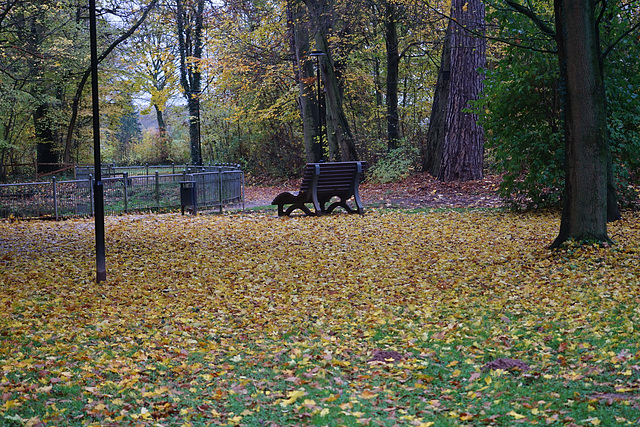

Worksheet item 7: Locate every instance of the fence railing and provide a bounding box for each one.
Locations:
[0,165,244,219]
[74,163,237,179]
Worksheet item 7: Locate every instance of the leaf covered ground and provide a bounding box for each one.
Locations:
[1,207,640,426]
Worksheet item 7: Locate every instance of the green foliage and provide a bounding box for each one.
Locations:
[478,1,640,211]
[477,47,564,210]
[603,15,640,209]
[367,141,420,184]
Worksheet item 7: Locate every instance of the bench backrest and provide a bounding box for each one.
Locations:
[299,161,365,196]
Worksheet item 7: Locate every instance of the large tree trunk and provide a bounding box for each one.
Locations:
[176,0,205,165]
[288,0,322,163]
[421,26,451,176]
[551,0,609,247]
[315,33,359,162]
[303,0,358,162]
[423,0,485,181]
[385,0,400,150]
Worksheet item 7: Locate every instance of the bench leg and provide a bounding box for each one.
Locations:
[281,203,316,216]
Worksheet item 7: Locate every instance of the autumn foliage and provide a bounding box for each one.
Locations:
[1,209,640,425]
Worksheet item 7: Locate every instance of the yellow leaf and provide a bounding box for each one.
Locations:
[280,389,305,406]
[360,390,378,399]
[325,394,340,402]
[508,410,526,420]
[25,418,41,427]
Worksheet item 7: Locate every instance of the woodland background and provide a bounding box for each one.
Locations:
[1,0,639,210]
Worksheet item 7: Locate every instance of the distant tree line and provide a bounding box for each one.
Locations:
[1,0,639,244]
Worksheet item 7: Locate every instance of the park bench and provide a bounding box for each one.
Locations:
[271,161,366,216]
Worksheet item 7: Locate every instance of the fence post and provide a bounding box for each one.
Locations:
[218,167,223,214]
[241,171,245,210]
[123,172,129,213]
[155,171,160,210]
[89,174,94,216]
[53,176,59,220]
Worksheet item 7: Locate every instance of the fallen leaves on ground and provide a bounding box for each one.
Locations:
[1,209,640,426]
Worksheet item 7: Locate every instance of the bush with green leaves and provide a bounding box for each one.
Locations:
[478,2,640,211]
[367,141,420,184]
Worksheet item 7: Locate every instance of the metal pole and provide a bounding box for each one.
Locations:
[155,171,160,209]
[218,167,223,214]
[123,172,129,213]
[90,0,106,283]
[53,176,58,221]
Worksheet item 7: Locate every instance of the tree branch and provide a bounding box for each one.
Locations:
[63,0,159,163]
[601,19,640,60]
[504,0,556,38]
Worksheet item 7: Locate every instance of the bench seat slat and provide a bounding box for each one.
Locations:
[271,161,366,216]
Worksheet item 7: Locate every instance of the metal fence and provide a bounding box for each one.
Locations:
[0,165,244,219]
[74,163,222,179]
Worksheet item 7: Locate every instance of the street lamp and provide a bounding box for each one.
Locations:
[89,0,106,282]
[309,50,325,162]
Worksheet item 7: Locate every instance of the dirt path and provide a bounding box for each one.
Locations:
[243,173,503,210]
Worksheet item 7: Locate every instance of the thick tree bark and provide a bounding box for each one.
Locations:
[551,0,609,247]
[288,0,322,163]
[316,33,359,162]
[176,0,205,165]
[303,0,358,162]
[385,0,400,150]
[423,0,485,181]
[422,26,451,177]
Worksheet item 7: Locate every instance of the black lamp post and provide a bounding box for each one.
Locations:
[309,50,325,162]
[89,0,106,282]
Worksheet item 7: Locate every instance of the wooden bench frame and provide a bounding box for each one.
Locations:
[272,161,366,216]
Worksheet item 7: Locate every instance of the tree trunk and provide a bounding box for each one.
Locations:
[187,97,202,165]
[288,0,321,163]
[423,0,485,181]
[303,0,358,162]
[422,25,451,176]
[316,33,359,162]
[176,0,205,165]
[154,104,170,162]
[34,104,59,174]
[385,0,400,150]
[550,0,609,247]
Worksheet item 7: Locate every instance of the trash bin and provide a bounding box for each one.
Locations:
[180,181,197,215]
